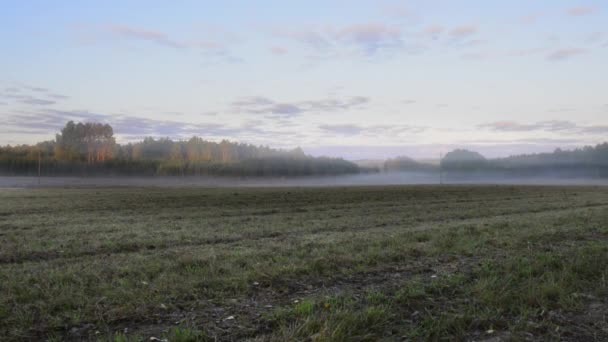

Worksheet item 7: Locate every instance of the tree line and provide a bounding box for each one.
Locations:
[383,144,608,178]
[0,121,360,177]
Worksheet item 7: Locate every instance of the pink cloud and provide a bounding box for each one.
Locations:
[566,7,598,16]
[546,48,588,61]
[449,25,478,38]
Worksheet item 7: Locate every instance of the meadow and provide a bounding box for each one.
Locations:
[0,185,607,341]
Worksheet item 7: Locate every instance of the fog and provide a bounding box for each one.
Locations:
[1,172,607,189]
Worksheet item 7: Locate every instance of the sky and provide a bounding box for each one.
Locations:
[1,0,607,159]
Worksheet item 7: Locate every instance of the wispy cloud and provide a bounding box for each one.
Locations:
[19,98,56,106]
[0,84,69,106]
[546,48,587,61]
[3,109,301,144]
[319,124,364,135]
[566,6,598,16]
[520,12,545,24]
[25,86,49,92]
[585,31,606,44]
[507,47,547,57]
[449,25,479,38]
[72,23,244,65]
[275,23,404,56]
[48,94,70,100]
[330,24,402,54]
[319,124,425,136]
[231,95,369,117]
[580,125,608,134]
[460,52,488,60]
[420,25,445,39]
[479,120,572,132]
[269,46,288,55]
[107,25,221,50]
[479,120,607,134]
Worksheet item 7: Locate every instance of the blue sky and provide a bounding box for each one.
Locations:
[1,0,607,158]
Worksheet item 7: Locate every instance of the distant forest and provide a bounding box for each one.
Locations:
[0,121,360,177]
[385,144,608,179]
[4,121,608,179]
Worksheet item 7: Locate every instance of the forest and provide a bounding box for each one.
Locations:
[385,144,608,178]
[0,121,360,177]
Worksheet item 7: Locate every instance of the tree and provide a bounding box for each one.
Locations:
[54,121,116,163]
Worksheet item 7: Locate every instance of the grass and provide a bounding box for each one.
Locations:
[0,185,607,340]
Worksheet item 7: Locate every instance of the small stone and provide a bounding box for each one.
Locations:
[225,315,235,320]
[486,329,495,334]
[160,303,168,310]
[252,281,260,286]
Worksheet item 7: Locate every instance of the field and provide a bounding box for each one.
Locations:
[1,185,607,341]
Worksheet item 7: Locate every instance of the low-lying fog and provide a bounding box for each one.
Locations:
[1,172,608,188]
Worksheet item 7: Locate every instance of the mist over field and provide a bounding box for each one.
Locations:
[2,172,608,189]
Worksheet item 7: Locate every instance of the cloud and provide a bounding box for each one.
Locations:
[566,6,598,16]
[546,48,587,61]
[449,26,478,38]
[19,98,56,106]
[520,12,545,24]
[319,123,425,136]
[269,46,288,55]
[301,96,369,112]
[267,103,303,116]
[580,125,608,134]
[102,25,245,65]
[232,96,274,107]
[278,30,331,50]
[276,23,403,56]
[420,25,445,39]
[25,86,49,92]
[48,94,70,100]
[0,84,69,104]
[3,110,107,133]
[479,120,606,135]
[331,24,402,54]
[107,25,221,50]
[74,24,241,64]
[479,120,570,132]
[3,109,299,144]
[231,95,369,117]
[319,124,364,135]
[586,32,606,44]
[108,25,185,48]
[506,47,547,57]
[460,52,487,60]
[380,3,417,20]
